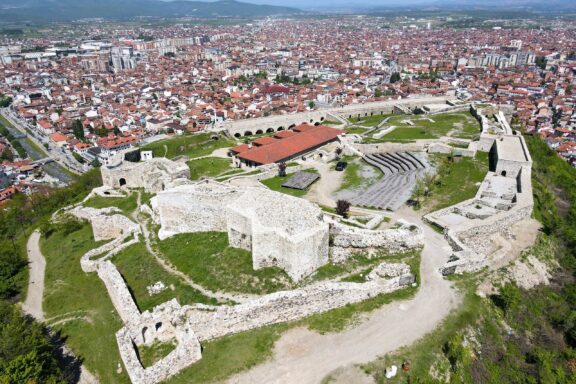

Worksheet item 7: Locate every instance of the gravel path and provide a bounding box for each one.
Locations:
[228,214,459,384]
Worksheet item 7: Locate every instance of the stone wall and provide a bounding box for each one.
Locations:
[152,181,330,282]
[224,96,452,137]
[353,141,432,155]
[182,262,414,342]
[329,222,423,262]
[98,261,141,323]
[101,158,190,192]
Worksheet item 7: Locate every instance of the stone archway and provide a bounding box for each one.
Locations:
[266,128,275,133]
[244,131,253,136]
[255,129,263,135]
[277,127,285,132]
[234,133,241,138]
[119,178,127,187]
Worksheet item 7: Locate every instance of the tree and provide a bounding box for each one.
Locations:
[72,152,85,164]
[413,179,425,204]
[0,95,13,108]
[308,101,315,110]
[374,88,383,98]
[336,200,351,219]
[91,158,101,168]
[535,56,547,70]
[0,148,13,162]
[278,162,287,177]
[72,119,85,141]
[0,302,67,383]
[390,72,401,84]
[335,147,343,160]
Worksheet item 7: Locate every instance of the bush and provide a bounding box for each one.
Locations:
[492,283,522,314]
[336,200,351,218]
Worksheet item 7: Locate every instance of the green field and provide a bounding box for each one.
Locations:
[366,112,480,143]
[187,157,240,180]
[423,151,488,212]
[141,133,235,159]
[112,241,217,311]
[350,114,392,127]
[83,193,138,215]
[337,156,383,193]
[40,222,130,383]
[158,232,294,294]
[344,126,369,135]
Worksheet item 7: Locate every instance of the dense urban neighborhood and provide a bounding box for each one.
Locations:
[1,4,576,384]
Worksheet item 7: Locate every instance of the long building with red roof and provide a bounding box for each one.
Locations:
[230,123,343,166]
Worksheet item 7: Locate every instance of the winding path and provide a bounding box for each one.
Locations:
[22,230,99,384]
[228,214,459,384]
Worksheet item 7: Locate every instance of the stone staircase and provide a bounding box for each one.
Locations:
[351,152,430,211]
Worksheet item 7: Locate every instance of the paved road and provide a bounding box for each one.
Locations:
[22,230,99,384]
[1,109,80,182]
[228,216,459,384]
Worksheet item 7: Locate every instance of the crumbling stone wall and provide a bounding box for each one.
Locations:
[182,261,414,341]
[330,221,424,262]
[98,261,141,323]
[101,158,190,192]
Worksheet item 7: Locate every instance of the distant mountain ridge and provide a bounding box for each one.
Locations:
[0,0,303,22]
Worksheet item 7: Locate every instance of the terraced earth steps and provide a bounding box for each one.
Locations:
[350,152,431,211]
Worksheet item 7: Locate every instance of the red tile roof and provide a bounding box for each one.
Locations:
[274,130,297,139]
[253,136,278,146]
[237,125,342,165]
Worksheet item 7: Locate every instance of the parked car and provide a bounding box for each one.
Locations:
[335,161,347,171]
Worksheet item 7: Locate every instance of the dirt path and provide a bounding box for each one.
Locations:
[306,161,344,207]
[228,214,460,384]
[23,230,99,384]
[22,230,46,321]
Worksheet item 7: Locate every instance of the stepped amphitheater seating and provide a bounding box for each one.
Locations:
[350,152,430,211]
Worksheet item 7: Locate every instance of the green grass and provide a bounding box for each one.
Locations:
[424,152,489,212]
[322,120,344,126]
[366,112,480,143]
[83,193,138,215]
[337,156,383,192]
[187,157,237,180]
[158,232,294,294]
[260,173,309,197]
[168,323,289,384]
[350,114,392,127]
[137,340,176,368]
[345,126,368,135]
[112,241,218,312]
[303,252,420,333]
[40,222,130,383]
[141,133,235,159]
